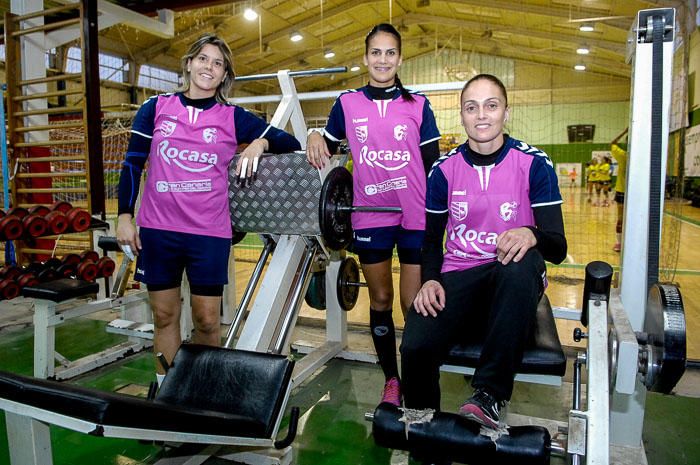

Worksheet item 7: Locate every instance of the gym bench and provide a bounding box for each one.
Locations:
[0,343,299,465]
[370,294,566,465]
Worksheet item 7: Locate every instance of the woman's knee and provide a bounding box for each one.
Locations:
[192,310,220,334]
[369,287,394,310]
[152,306,180,329]
[499,248,544,278]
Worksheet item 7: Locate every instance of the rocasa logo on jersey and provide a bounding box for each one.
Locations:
[158,140,218,173]
[449,224,498,257]
[358,146,411,171]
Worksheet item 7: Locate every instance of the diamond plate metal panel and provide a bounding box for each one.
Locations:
[229,153,322,235]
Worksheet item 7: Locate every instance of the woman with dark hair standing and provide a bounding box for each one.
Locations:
[401,74,567,430]
[116,34,300,385]
[306,23,441,407]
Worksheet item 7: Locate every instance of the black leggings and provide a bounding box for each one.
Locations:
[400,249,546,410]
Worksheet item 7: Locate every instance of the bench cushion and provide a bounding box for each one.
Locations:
[21,278,98,302]
[445,295,567,377]
[0,345,294,438]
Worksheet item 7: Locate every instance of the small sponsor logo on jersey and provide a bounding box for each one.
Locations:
[499,201,518,222]
[355,125,368,143]
[452,190,467,196]
[358,146,411,171]
[393,124,408,141]
[364,176,408,195]
[187,106,203,124]
[373,326,389,336]
[450,201,468,221]
[202,128,217,144]
[450,224,498,258]
[155,179,212,193]
[352,117,369,124]
[158,140,218,173]
[355,235,372,242]
[160,120,177,137]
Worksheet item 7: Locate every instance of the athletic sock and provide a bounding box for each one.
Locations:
[156,373,166,387]
[370,308,399,380]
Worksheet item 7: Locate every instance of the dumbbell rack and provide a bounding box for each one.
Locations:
[3,3,104,265]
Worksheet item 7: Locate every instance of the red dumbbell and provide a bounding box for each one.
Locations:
[8,207,48,238]
[66,207,91,232]
[31,205,68,235]
[96,256,116,277]
[76,260,98,282]
[80,250,100,263]
[0,211,24,240]
[0,278,20,300]
[16,271,39,289]
[62,253,81,267]
[49,201,72,213]
[0,265,21,281]
[56,263,77,278]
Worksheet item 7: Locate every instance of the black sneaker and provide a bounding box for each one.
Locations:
[458,388,505,429]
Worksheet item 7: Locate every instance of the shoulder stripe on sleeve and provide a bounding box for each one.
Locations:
[426,208,449,214]
[258,125,271,139]
[531,200,564,208]
[131,129,152,139]
[420,136,441,146]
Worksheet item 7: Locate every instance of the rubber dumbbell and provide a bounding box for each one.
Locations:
[8,207,48,238]
[62,253,81,267]
[0,211,24,240]
[50,201,90,233]
[76,260,98,282]
[31,205,68,235]
[0,278,20,300]
[0,265,21,281]
[15,271,39,289]
[80,250,100,263]
[56,263,78,278]
[65,207,91,232]
[96,256,116,277]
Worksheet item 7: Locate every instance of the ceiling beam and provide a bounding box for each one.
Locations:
[118,0,246,15]
[403,13,626,55]
[441,0,631,30]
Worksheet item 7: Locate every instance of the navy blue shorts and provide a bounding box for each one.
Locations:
[352,225,424,265]
[134,227,230,288]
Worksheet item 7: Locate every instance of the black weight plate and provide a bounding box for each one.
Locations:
[644,283,686,393]
[304,270,326,310]
[319,167,353,251]
[337,257,360,311]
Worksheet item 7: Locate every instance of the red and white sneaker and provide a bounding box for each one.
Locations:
[380,377,402,407]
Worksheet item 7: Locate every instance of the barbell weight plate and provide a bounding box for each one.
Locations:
[644,283,686,393]
[304,270,327,310]
[319,167,354,251]
[337,257,360,311]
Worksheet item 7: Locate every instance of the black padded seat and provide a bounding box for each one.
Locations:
[21,278,99,302]
[0,345,294,438]
[444,295,567,377]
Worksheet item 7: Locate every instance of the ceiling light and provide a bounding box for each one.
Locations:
[324,49,335,59]
[290,32,303,42]
[579,23,594,32]
[576,46,590,55]
[350,64,360,72]
[244,8,258,21]
[574,64,586,71]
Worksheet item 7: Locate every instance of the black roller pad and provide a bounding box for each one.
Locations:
[372,404,551,465]
[21,278,99,302]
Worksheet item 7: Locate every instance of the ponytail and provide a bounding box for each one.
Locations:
[394,75,414,102]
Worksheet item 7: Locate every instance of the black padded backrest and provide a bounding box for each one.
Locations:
[156,345,294,437]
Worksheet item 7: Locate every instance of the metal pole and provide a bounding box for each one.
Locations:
[0,83,15,265]
[338,206,402,213]
[235,67,347,82]
[224,236,275,348]
[272,243,316,354]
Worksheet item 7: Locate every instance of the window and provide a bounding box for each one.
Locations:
[65,47,129,83]
[138,64,180,92]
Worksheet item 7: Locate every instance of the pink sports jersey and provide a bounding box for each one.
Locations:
[137,95,237,238]
[339,91,428,230]
[440,149,536,273]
